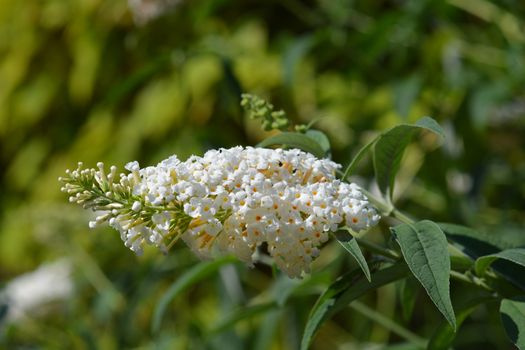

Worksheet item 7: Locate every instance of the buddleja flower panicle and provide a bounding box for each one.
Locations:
[60,147,380,278]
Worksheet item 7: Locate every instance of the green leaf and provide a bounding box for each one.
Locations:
[439,223,507,259]
[305,129,331,156]
[391,220,456,330]
[300,262,409,350]
[373,117,444,199]
[333,230,371,282]
[342,136,379,180]
[440,223,525,290]
[475,248,525,276]
[500,298,525,349]
[257,132,326,159]
[151,256,236,333]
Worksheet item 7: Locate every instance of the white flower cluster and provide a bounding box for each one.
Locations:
[61,147,380,278]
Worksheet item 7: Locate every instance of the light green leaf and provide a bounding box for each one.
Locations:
[151,256,237,333]
[300,262,409,350]
[257,132,326,158]
[333,230,371,282]
[475,248,525,276]
[373,117,444,199]
[305,129,331,156]
[391,220,456,330]
[500,298,525,349]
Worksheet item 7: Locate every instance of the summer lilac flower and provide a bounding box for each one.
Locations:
[60,147,380,278]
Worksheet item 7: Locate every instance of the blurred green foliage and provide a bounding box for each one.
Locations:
[1,0,524,348]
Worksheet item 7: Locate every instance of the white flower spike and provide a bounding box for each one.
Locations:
[60,147,380,278]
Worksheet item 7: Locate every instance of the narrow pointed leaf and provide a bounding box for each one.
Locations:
[475,248,525,276]
[334,231,371,282]
[151,256,236,333]
[373,117,444,199]
[257,132,326,158]
[500,298,525,349]
[342,136,378,180]
[391,220,456,330]
[301,262,409,350]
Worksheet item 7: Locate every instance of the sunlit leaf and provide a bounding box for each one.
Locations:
[305,129,331,157]
[373,117,444,199]
[342,136,378,180]
[391,220,456,329]
[258,132,326,158]
[333,230,371,282]
[475,248,525,276]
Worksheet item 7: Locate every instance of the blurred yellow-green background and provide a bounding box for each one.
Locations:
[1,0,524,348]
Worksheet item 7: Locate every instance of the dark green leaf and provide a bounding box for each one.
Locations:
[257,132,326,159]
[300,262,409,350]
[439,222,508,258]
[151,256,236,333]
[373,117,444,199]
[305,129,331,156]
[500,298,525,349]
[475,248,525,276]
[391,220,456,329]
[334,230,371,282]
[440,223,525,290]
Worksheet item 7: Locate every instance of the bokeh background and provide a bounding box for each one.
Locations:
[1,0,524,348]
